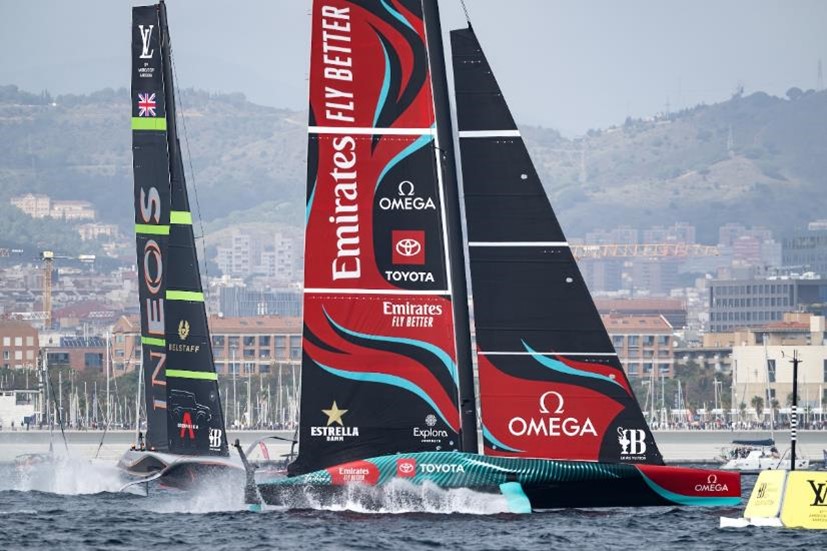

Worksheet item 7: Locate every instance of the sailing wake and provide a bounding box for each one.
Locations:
[140,469,249,514]
[276,479,512,515]
[2,456,124,495]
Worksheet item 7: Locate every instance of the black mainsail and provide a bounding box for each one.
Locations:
[131,2,227,456]
[451,26,663,465]
[132,4,171,451]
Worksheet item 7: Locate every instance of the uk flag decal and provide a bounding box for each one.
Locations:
[137,92,157,117]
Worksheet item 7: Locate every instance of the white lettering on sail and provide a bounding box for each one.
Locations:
[382,302,443,317]
[143,240,163,295]
[137,180,165,410]
[321,6,354,121]
[508,391,598,438]
[146,296,164,335]
[139,188,161,223]
[149,350,166,410]
[138,25,154,59]
[383,271,435,283]
[383,301,443,328]
[379,181,437,211]
[330,136,361,280]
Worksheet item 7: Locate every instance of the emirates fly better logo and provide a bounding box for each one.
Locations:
[392,230,425,265]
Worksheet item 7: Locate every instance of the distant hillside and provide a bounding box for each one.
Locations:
[536,89,827,242]
[0,84,824,255]
[0,85,306,254]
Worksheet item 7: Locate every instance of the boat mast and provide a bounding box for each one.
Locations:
[421,0,478,453]
[105,330,110,424]
[789,350,800,471]
[763,340,775,440]
[134,362,143,438]
[157,1,179,168]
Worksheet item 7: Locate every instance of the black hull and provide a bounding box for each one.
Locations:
[118,449,242,490]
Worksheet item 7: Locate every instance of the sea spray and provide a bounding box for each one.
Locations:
[141,469,248,514]
[281,479,511,515]
[9,457,124,495]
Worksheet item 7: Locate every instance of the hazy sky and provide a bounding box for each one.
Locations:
[2,0,825,135]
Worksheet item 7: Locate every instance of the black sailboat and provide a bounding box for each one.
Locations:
[452,25,666,466]
[118,1,240,486]
[252,0,740,510]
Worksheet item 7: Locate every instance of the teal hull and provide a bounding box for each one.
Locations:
[257,451,741,510]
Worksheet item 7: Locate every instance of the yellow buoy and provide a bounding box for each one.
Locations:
[780,471,827,529]
[745,470,787,520]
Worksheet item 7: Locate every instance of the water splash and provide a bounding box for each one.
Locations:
[281,479,511,515]
[3,457,125,495]
[141,470,248,514]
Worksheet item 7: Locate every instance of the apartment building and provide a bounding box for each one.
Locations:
[708,276,827,332]
[602,314,675,378]
[111,315,302,376]
[0,320,39,370]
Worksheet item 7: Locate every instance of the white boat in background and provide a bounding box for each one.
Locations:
[719,439,809,473]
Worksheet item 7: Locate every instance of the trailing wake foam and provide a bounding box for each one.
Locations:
[4,457,124,495]
[270,479,511,515]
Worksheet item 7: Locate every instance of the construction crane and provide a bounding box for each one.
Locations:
[41,251,55,329]
[571,243,719,260]
[39,250,96,329]
[9,311,49,321]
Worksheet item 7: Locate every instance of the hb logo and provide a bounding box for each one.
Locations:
[617,428,647,455]
[209,429,223,450]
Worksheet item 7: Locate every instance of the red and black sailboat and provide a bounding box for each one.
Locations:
[453,24,665,467]
[286,0,472,479]
[254,0,740,510]
[119,1,240,486]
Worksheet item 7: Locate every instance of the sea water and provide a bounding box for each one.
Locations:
[1,460,825,550]
[2,431,827,549]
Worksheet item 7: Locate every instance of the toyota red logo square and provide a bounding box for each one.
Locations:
[392,230,426,265]
[396,458,416,477]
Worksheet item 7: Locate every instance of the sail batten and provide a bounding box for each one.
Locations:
[309,126,436,135]
[451,26,663,465]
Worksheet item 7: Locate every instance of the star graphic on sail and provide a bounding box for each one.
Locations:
[322,401,348,426]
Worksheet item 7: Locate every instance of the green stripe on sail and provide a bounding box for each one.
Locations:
[141,336,166,347]
[135,224,170,235]
[131,117,167,131]
[166,369,218,381]
[170,211,192,225]
[166,290,204,302]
